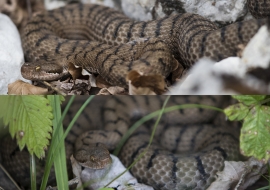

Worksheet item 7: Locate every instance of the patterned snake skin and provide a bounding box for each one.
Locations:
[0,96,240,190]
[20,1,269,87]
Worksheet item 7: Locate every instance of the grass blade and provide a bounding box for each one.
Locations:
[0,163,21,189]
[48,95,68,190]
[105,96,171,187]
[114,103,223,156]
[40,95,94,189]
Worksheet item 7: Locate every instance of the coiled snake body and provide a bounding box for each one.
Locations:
[20,1,269,87]
[0,96,240,190]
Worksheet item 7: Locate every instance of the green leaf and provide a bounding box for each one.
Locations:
[240,105,270,161]
[232,95,266,105]
[224,103,249,121]
[0,96,53,158]
[0,117,9,139]
[59,95,65,103]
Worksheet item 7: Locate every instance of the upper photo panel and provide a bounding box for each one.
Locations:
[1,0,270,95]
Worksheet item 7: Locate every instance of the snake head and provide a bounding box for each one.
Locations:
[21,61,69,81]
[74,143,112,170]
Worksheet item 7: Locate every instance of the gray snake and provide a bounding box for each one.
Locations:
[20,1,269,88]
[0,96,240,190]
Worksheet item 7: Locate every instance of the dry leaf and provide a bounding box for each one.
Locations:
[8,80,48,95]
[207,157,268,190]
[50,80,71,91]
[126,70,166,95]
[68,79,91,95]
[237,44,246,58]
[95,75,111,88]
[128,83,156,95]
[171,62,185,83]
[97,86,127,95]
[68,62,82,81]
[169,55,184,83]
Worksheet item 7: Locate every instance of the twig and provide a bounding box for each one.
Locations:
[45,177,79,190]
[26,0,32,18]
[0,163,21,190]
[42,81,67,95]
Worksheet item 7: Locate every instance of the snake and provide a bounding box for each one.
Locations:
[0,96,240,190]
[20,1,269,88]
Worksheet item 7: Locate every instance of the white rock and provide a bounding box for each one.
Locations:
[121,0,155,21]
[241,25,270,69]
[82,0,118,9]
[0,13,31,94]
[80,155,153,190]
[121,0,247,23]
[45,0,118,10]
[44,0,67,10]
[183,0,247,23]
[213,56,245,76]
[167,58,241,95]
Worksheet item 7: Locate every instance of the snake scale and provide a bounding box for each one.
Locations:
[20,1,270,88]
[0,96,240,190]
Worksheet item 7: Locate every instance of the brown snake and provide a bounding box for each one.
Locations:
[20,1,269,88]
[0,96,240,190]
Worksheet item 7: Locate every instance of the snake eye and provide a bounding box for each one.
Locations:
[90,155,96,162]
[36,66,41,71]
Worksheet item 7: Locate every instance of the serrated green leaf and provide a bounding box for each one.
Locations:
[0,96,53,158]
[224,103,249,121]
[232,95,266,106]
[240,105,270,161]
[0,117,9,138]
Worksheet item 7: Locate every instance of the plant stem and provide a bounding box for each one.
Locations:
[30,154,36,190]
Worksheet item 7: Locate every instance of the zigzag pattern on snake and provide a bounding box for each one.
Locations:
[21,1,269,87]
[0,96,240,190]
